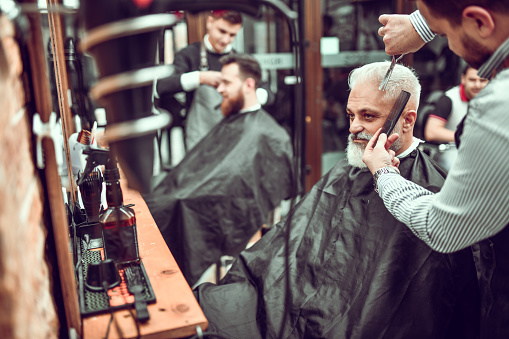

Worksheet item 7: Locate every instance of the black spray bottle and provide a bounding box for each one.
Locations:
[99,156,140,264]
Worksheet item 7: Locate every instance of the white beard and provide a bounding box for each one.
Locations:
[346,132,370,169]
[346,129,403,169]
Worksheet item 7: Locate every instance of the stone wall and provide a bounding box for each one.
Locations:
[0,15,59,339]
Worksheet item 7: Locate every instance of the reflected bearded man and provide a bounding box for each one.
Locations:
[143,54,294,286]
[155,10,244,151]
[193,61,480,339]
[218,60,246,117]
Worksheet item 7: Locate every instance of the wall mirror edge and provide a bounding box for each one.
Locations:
[24,0,82,334]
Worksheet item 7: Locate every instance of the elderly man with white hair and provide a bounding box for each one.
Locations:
[193,61,480,339]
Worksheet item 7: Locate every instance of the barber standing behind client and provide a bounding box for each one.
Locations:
[156,10,269,151]
[424,66,488,171]
[156,10,242,151]
[194,61,479,339]
[369,1,509,337]
[144,54,293,286]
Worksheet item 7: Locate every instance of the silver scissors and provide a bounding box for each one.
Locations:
[379,54,406,91]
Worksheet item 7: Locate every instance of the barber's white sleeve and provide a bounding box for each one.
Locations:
[409,10,436,43]
[181,71,200,92]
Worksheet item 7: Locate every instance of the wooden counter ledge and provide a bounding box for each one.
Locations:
[83,179,208,338]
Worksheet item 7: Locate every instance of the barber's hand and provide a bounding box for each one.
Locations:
[378,14,426,55]
[199,71,222,87]
[363,128,401,175]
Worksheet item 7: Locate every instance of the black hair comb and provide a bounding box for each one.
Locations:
[380,90,411,136]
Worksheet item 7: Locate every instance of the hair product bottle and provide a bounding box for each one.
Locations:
[99,157,139,264]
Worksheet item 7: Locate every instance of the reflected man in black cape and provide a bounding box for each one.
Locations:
[194,62,480,338]
[143,54,294,286]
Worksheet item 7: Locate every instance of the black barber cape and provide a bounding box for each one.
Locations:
[195,149,480,339]
[143,109,294,286]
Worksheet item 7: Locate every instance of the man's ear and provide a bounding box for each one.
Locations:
[244,77,256,92]
[206,16,214,31]
[462,6,495,39]
[402,109,417,132]
[460,73,467,87]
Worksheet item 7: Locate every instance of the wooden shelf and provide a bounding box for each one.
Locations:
[83,180,208,338]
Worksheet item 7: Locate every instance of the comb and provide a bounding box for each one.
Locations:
[124,266,150,322]
[377,90,411,142]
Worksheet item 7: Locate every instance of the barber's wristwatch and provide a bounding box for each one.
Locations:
[373,166,400,193]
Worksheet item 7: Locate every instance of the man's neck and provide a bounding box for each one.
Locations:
[240,103,261,114]
[396,137,422,159]
[459,84,470,102]
[203,34,232,54]
[241,95,259,111]
[478,36,509,79]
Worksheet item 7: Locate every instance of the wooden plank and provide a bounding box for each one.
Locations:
[83,180,208,338]
[186,11,207,45]
[47,0,76,203]
[24,0,82,334]
[303,0,323,191]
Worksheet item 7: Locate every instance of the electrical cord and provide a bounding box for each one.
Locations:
[102,288,142,339]
[127,307,141,339]
[102,278,115,339]
[103,312,114,339]
[102,269,142,339]
[73,220,90,274]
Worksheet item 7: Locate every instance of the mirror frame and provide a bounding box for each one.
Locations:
[25,0,81,334]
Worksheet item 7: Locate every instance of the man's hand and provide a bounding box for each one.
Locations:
[363,128,401,175]
[199,71,222,87]
[378,14,426,55]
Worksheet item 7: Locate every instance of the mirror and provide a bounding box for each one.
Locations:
[32,1,301,335]
[155,7,299,170]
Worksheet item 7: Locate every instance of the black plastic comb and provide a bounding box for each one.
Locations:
[380,90,411,137]
[124,265,150,322]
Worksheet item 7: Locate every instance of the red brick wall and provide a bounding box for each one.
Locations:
[0,15,59,338]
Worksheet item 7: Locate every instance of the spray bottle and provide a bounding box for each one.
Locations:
[78,148,140,264]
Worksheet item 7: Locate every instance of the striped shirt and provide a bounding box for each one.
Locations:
[376,37,509,253]
[409,11,435,43]
[408,9,509,79]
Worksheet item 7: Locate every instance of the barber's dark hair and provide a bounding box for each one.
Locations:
[462,64,474,75]
[421,0,509,25]
[210,10,243,25]
[220,54,262,88]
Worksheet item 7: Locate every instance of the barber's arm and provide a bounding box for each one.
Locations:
[156,46,223,95]
[378,10,435,55]
[364,113,509,253]
[156,50,191,95]
[198,71,222,88]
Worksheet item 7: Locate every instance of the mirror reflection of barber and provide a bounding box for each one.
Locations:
[154,11,270,153]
